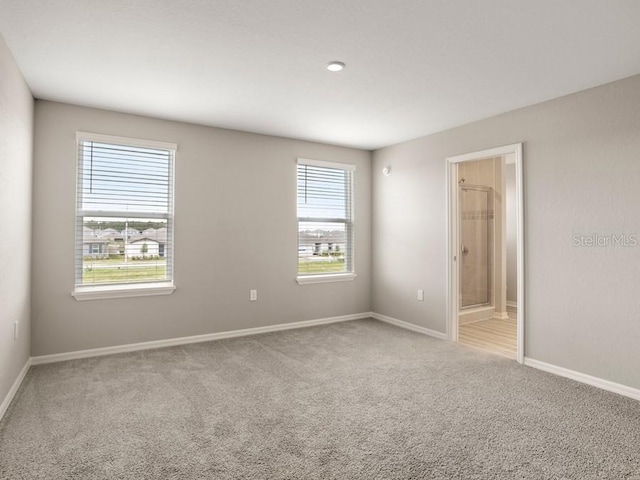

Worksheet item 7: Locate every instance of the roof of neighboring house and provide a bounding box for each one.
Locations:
[83,227,122,239]
[135,228,167,243]
[83,237,109,244]
[298,230,346,243]
[128,237,160,244]
[83,227,167,243]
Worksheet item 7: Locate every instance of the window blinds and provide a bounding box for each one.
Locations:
[77,138,173,215]
[297,158,355,276]
[75,132,175,287]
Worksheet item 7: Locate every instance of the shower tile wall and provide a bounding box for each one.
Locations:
[460,189,492,306]
[458,158,498,310]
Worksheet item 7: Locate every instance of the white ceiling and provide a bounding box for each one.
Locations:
[1,1,640,150]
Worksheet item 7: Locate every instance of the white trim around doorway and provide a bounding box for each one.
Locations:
[446,143,525,363]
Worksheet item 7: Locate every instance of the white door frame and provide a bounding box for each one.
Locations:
[446,143,525,363]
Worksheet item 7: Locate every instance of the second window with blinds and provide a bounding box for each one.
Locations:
[296,158,356,285]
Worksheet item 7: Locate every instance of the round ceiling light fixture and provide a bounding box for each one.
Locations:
[327,61,345,72]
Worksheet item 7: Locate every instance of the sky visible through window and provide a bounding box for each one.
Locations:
[81,142,170,214]
[297,164,348,220]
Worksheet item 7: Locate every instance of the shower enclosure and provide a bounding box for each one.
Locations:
[459,184,493,309]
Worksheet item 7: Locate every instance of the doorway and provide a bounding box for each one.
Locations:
[446,144,524,363]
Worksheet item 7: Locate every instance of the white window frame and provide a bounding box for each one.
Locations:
[296,157,357,285]
[72,132,177,301]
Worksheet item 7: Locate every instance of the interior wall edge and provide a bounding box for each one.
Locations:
[0,358,31,423]
[0,33,34,412]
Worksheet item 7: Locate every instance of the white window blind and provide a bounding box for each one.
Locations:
[75,132,176,288]
[297,158,355,276]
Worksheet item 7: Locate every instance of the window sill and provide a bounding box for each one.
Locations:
[72,283,176,301]
[296,273,357,285]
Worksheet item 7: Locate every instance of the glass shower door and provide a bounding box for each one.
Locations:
[459,185,492,309]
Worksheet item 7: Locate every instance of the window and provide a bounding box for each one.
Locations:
[73,132,176,300]
[297,158,356,284]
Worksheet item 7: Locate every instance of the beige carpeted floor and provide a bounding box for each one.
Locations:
[1,319,639,479]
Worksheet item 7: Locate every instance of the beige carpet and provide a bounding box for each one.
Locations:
[1,319,639,479]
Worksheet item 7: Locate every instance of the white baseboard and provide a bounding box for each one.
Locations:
[506,301,517,308]
[524,357,640,402]
[459,306,495,324]
[0,358,31,422]
[493,312,510,320]
[371,312,447,340]
[31,312,371,365]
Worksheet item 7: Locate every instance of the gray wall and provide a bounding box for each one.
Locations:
[32,101,371,356]
[372,74,640,390]
[0,35,33,402]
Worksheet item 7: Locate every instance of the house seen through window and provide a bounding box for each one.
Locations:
[75,132,175,289]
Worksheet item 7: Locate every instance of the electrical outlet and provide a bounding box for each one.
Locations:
[417,289,424,301]
[250,290,258,301]
[13,320,18,340]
